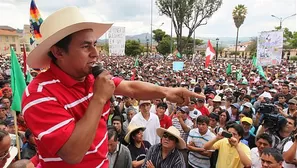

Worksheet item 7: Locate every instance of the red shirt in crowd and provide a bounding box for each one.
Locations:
[159,115,172,129]
[22,62,122,168]
[196,105,210,116]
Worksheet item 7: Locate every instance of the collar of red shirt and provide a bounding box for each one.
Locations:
[49,61,94,87]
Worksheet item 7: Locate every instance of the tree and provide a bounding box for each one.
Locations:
[232,4,247,61]
[125,40,143,57]
[156,0,222,54]
[157,36,171,57]
[245,37,257,56]
[153,29,168,43]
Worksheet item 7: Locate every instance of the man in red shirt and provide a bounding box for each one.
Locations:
[156,102,172,129]
[21,7,203,168]
[196,98,210,116]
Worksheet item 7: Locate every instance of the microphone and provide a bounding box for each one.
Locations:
[92,64,121,116]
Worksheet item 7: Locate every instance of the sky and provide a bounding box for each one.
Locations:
[0,0,296,38]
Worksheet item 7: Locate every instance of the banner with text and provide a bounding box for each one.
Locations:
[256,30,283,66]
[108,27,125,56]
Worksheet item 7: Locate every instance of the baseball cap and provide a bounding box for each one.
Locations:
[231,103,240,110]
[241,117,253,125]
[288,99,297,105]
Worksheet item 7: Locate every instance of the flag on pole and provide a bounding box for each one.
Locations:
[252,55,257,67]
[134,55,139,67]
[29,0,43,45]
[257,65,267,80]
[226,63,231,75]
[173,50,182,59]
[10,47,27,112]
[205,40,215,68]
[22,44,27,77]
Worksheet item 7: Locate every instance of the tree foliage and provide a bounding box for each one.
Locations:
[275,26,297,49]
[157,36,171,56]
[125,40,143,57]
[245,37,257,55]
[156,0,222,54]
[153,29,168,43]
[232,4,247,29]
[232,4,247,60]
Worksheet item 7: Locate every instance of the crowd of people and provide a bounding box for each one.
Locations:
[0,52,296,168]
[1,5,297,168]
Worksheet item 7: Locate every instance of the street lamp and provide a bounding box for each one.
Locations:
[271,14,296,29]
[216,38,219,60]
[170,0,174,54]
[146,37,149,57]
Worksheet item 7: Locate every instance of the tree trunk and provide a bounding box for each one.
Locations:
[235,28,239,62]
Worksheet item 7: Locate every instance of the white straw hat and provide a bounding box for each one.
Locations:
[124,124,146,144]
[156,126,186,149]
[27,6,112,68]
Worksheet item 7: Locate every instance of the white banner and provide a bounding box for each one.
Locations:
[108,27,125,56]
[256,30,283,66]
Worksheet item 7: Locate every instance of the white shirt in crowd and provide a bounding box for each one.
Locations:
[250,147,262,168]
[283,140,296,168]
[129,112,160,145]
[189,109,202,120]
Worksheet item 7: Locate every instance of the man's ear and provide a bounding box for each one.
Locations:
[49,46,66,60]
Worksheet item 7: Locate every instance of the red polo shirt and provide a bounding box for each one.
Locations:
[196,105,210,116]
[159,115,172,129]
[22,62,122,168]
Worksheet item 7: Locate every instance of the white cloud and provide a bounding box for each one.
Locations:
[0,0,296,38]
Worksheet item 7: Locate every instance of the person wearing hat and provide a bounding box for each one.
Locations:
[230,103,240,121]
[240,117,256,149]
[129,101,160,146]
[125,125,151,168]
[141,126,186,168]
[283,99,297,117]
[21,6,204,167]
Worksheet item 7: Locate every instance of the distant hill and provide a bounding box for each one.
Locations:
[98,33,254,46]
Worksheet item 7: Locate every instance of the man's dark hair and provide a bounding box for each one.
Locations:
[130,128,144,145]
[278,94,285,98]
[243,95,251,101]
[226,123,244,139]
[157,102,168,110]
[0,129,9,141]
[282,84,289,89]
[291,86,297,90]
[47,34,73,62]
[286,116,297,127]
[194,87,202,93]
[197,115,210,125]
[209,112,219,121]
[262,148,284,162]
[25,129,32,140]
[257,133,273,145]
[107,126,118,141]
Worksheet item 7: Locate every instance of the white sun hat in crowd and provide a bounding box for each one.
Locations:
[27,6,112,68]
[156,126,186,149]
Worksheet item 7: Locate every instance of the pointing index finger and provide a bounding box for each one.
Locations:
[188,91,205,99]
